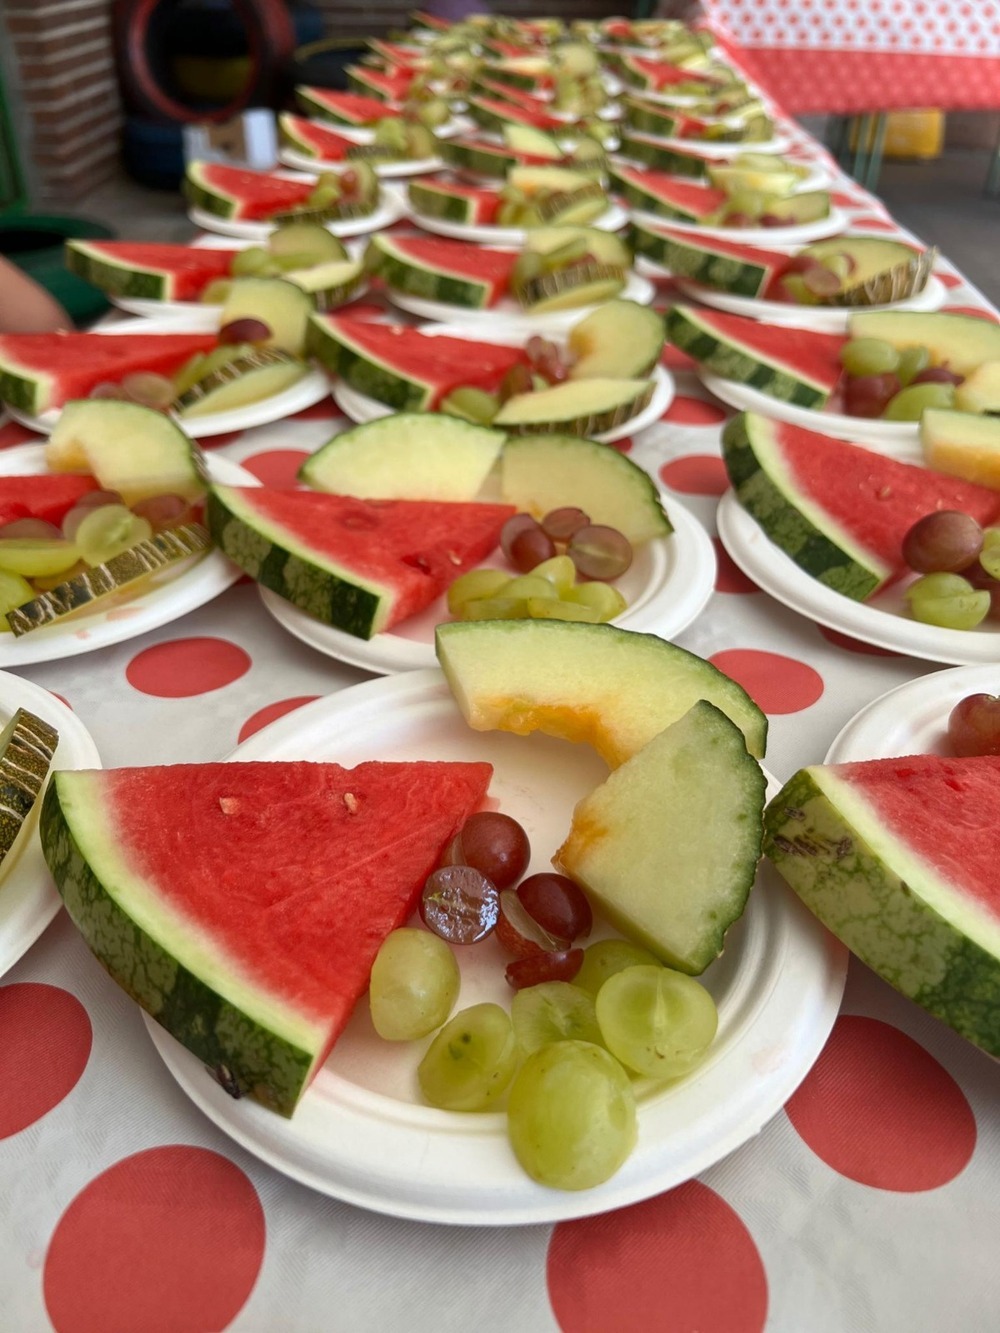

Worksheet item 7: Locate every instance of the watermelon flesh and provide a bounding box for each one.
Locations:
[379,234,518,305]
[191,164,316,221]
[642,224,786,271]
[613,168,727,218]
[765,755,1000,1058]
[469,95,568,132]
[473,78,556,114]
[0,474,100,526]
[297,88,400,126]
[411,178,501,226]
[42,760,493,1114]
[280,115,355,162]
[625,57,725,90]
[680,306,846,394]
[66,242,239,301]
[349,66,415,101]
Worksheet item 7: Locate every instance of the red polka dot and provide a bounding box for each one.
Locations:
[0,985,92,1138]
[0,420,43,450]
[197,430,244,450]
[660,343,697,372]
[819,625,901,656]
[608,435,633,453]
[49,692,73,710]
[659,454,728,496]
[548,1181,768,1333]
[713,538,759,593]
[662,394,729,426]
[290,396,339,421]
[240,449,311,488]
[936,272,963,289]
[943,305,1000,322]
[238,695,320,743]
[126,637,251,698]
[786,1015,976,1191]
[44,1146,265,1333]
[709,648,824,713]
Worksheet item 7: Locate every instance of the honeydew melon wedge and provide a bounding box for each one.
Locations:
[500,434,672,543]
[46,399,207,503]
[218,278,313,357]
[269,222,349,265]
[764,756,1000,1058]
[517,266,626,314]
[283,260,365,312]
[0,708,58,882]
[567,300,665,380]
[524,227,632,268]
[435,619,768,763]
[920,409,1000,488]
[955,361,1000,415]
[555,701,766,973]
[493,378,652,436]
[503,124,564,160]
[708,162,800,197]
[174,349,308,418]
[298,414,507,501]
[848,310,1000,378]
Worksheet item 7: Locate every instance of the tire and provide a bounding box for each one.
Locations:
[113,0,295,123]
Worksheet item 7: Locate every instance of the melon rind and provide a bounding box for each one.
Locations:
[64,241,215,302]
[665,305,837,408]
[493,378,653,436]
[630,222,779,297]
[721,412,888,599]
[40,773,322,1115]
[622,98,681,138]
[294,87,385,126]
[0,348,55,416]
[440,137,520,177]
[370,234,502,310]
[621,137,711,179]
[0,708,58,879]
[184,161,242,219]
[765,766,1000,1058]
[306,315,437,411]
[609,167,714,222]
[408,178,494,225]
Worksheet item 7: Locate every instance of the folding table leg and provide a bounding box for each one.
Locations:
[985,123,1000,200]
[864,114,888,191]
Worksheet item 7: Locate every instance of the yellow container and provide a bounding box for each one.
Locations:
[851,110,944,160]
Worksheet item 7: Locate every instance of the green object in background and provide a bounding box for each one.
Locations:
[0,63,26,215]
[0,216,115,326]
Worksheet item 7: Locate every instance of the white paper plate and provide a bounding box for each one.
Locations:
[189,183,407,240]
[680,273,947,332]
[0,448,253,667]
[3,315,333,439]
[616,156,829,197]
[279,147,444,178]
[699,372,920,457]
[0,674,102,979]
[407,200,629,245]
[143,669,847,1225]
[717,490,1000,665]
[113,281,371,325]
[825,664,1000,763]
[321,116,471,143]
[385,271,656,333]
[258,496,715,674]
[629,204,850,247]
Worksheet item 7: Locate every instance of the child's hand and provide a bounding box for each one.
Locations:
[0,256,72,333]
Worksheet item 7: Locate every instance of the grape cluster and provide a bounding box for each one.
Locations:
[901,510,1000,631]
[839,337,962,421]
[441,334,576,425]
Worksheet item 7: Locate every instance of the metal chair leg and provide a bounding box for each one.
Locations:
[985,123,1000,200]
[851,114,873,185]
[864,113,888,191]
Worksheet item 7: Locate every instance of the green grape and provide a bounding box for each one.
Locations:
[417,1002,518,1110]
[172,353,208,397]
[595,965,718,1080]
[439,387,500,424]
[839,337,900,377]
[0,538,81,578]
[979,528,1000,581]
[507,1040,636,1189]
[447,568,511,614]
[722,188,766,220]
[881,382,955,421]
[527,597,601,622]
[896,345,931,386]
[564,581,627,621]
[200,279,233,304]
[461,596,528,621]
[373,118,408,149]
[0,568,35,626]
[72,505,153,566]
[231,247,273,277]
[511,252,544,288]
[368,927,459,1042]
[309,182,342,208]
[530,554,577,595]
[905,572,990,630]
[511,981,603,1056]
[574,940,664,997]
[501,573,561,601]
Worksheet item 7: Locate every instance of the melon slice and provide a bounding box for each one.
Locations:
[441,136,528,177]
[954,360,1000,415]
[493,378,653,436]
[174,350,308,418]
[299,414,507,501]
[467,94,567,134]
[40,759,493,1115]
[568,300,665,380]
[435,619,768,763]
[849,310,1000,378]
[284,260,365,311]
[621,136,716,179]
[278,113,354,162]
[609,166,726,222]
[367,233,517,309]
[921,409,1000,488]
[407,177,501,226]
[0,708,58,883]
[295,87,397,126]
[722,411,1000,599]
[632,222,784,297]
[665,305,844,408]
[217,278,313,356]
[185,162,316,222]
[764,755,1000,1058]
[791,237,932,307]
[555,701,766,974]
[0,475,100,527]
[206,486,515,638]
[347,64,414,102]
[64,241,239,302]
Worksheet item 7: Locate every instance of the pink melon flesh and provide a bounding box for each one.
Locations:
[0,474,100,526]
[282,115,355,160]
[693,306,846,392]
[413,178,501,225]
[627,57,725,90]
[470,95,567,131]
[616,168,727,217]
[197,164,316,220]
[299,88,400,125]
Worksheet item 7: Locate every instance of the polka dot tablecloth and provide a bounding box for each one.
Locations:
[704,1,1000,113]
[4,111,1000,1333]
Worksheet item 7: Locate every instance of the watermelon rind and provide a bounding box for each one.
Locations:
[622,97,681,137]
[184,161,243,219]
[0,708,58,879]
[630,222,779,297]
[608,166,718,222]
[63,240,233,302]
[764,764,1000,1059]
[665,305,838,408]
[368,233,503,310]
[440,137,520,177]
[721,412,887,600]
[408,177,495,225]
[306,315,438,411]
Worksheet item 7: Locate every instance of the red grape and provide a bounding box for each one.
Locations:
[445,811,530,890]
[902,511,983,574]
[724,212,753,228]
[505,948,584,990]
[0,517,61,539]
[130,494,195,532]
[420,865,499,944]
[911,366,964,387]
[340,168,359,196]
[843,372,902,418]
[510,525,556,573]
[516,872,592,946]
[121,371,176,410]
[802,265,843,297]
[541,507,590,542]
[500,363,534,401]
[500,513,540,562]
[495,889,563,960]
[88,381,126,400]
[61,493,126,541]
[567,524,632,580]
[947,693,1000,757]
[219,318,272,346]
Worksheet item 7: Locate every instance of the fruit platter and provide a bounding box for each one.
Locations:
[184,161,407,240]
[365,227,655,331]
[225,417,715,673]
[310,303,674,443]
[0,314,332,439]
[278,113,445,179]
[293,85,471,141]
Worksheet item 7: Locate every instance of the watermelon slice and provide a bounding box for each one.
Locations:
[185,162,316,222]
[41,759,494,1115]
[631,222,786,297]
[367,39,428,69]
[206,485,516,637]
[466,94,569,135]
[479,60,553,94]
[295,87,400,127]
[619,132,716,179]
[723,412,1000,599]
[609,166,726,222]
[279,113,355,163]
[347,64,415,102]
[612,55,724,92]
[64,241,239,302]
[408,176,500,226]
[0,474,100,526]
[410,9,449,31]
[764,755,1000,1058]
[470,76,556,114]
[441,136,552,178]
[370,233,517,309]
[665,305,845,407]
[0,331,218,416]
[307,315,526,411]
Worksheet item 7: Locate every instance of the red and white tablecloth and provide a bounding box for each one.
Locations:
[705,0,1000,113]
[3,114,1000,1333]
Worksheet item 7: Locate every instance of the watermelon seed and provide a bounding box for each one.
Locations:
[343,792,360,814]
[211,1064,243,1099]
[218,797,239,815]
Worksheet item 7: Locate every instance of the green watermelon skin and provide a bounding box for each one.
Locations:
[622,97,682,137]
[65,241,239,301]
[371,234,516,309]
[408,178,500,226]
[207,485,516,637]
[41,760,493,1116]
[295,87,395,126]
[185,162,315,221]
[765,759,1000,1058]
[609,167,725,222]
[631,222,782,297]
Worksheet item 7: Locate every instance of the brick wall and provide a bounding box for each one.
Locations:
[3,0,122,203]
[310,0,627,46]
